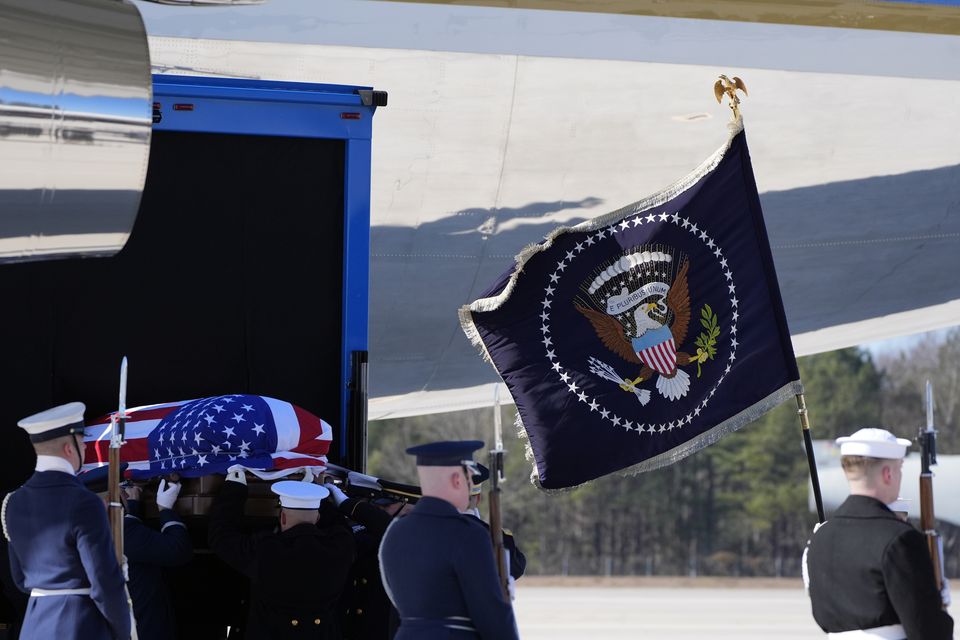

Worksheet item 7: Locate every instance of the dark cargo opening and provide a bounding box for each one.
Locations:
[0,130,347,493]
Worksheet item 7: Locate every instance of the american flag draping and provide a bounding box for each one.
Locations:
[82,394,332,480]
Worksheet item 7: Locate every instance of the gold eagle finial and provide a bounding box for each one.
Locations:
[713,75,748,121]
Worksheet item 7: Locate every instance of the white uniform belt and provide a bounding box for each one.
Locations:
[827,624,905,639]
[30,588,92,597]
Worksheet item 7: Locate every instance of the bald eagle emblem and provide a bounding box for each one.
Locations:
[576,246,714,405]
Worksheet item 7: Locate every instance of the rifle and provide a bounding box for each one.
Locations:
[325,463,422,504]
[488,384,510,601]
[918,380,945,598]
[108,357,140,640]
[108,357,128,565]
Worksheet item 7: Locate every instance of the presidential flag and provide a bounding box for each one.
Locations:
[82,394,332,480]
[460,121,802,490]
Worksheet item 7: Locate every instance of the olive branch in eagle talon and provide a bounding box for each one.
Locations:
[694,304,720,378]
[576,259,694,402]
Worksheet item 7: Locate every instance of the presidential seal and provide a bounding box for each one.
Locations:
[537,210,737,435]
[576,245,696,403]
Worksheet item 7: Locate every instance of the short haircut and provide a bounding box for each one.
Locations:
[841,455,894,480]
[32,434,74,456]
[281,507,319,526]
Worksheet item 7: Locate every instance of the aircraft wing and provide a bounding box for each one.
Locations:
[132,2,960,416]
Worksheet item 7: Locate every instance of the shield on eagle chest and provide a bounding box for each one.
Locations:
[633,328,677,375]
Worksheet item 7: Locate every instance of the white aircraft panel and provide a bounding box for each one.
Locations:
[143,24,960,417]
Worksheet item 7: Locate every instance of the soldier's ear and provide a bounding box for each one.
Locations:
[63,439,75,460]
[881,464,894,484]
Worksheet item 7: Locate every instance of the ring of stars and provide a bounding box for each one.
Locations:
[540,211,739,435]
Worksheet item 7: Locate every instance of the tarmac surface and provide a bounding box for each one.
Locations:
[512,578,956,639]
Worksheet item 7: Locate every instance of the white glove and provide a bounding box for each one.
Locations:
[156,479,181,510]
[942,578,951,608]
[325,482,348,506]
[226,467,247,485]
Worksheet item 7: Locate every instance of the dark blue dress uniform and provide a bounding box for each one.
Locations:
[124,498,193,640]
[806,495,954,639]
[379,497,519,640]
[208,479,355,639]
[0,491,28,639]
[336,497,395,640]
[3,468,131,639]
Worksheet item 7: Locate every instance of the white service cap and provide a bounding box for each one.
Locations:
[271,480,330,510]
[17,402,86,443]
[835,428,912,459]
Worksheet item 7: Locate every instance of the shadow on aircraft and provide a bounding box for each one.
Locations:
[370,197,600,396]
[762,162,960,335]
[368,163,960,398]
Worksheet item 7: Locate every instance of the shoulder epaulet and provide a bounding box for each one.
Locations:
[1,491,15,542]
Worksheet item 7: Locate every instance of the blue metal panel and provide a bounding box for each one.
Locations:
[341,138,372,459]
[151,75,377,451]
[153,75,375,141]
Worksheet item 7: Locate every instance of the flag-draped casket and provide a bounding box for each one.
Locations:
[461,120,802,490]
[82,394,332,480]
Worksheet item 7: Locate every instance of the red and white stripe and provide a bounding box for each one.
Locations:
[81,396,332,476]
[638,338,677,375]
[83,401,183,473]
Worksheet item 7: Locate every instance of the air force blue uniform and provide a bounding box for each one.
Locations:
[3,470,131,639]
[379,497,519,640]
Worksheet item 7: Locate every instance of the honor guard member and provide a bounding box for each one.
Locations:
[1,490,28,638]
[379,441,519,640]
[77,466,193,640]
[804,428,954,639]
[208,470,355,639]
[462,464,526,582]
[1,403,131,640]
[123,480,193,640]
[326,475,413,640]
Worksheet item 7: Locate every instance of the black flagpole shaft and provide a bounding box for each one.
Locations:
[797,394,825,523]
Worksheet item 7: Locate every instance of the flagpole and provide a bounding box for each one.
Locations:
[796,393,825,523]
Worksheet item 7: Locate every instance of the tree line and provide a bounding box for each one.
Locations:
[368,331,960,578]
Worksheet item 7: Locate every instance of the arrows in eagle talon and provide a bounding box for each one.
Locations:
[619,377,651,406]
[588,357,652,406]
